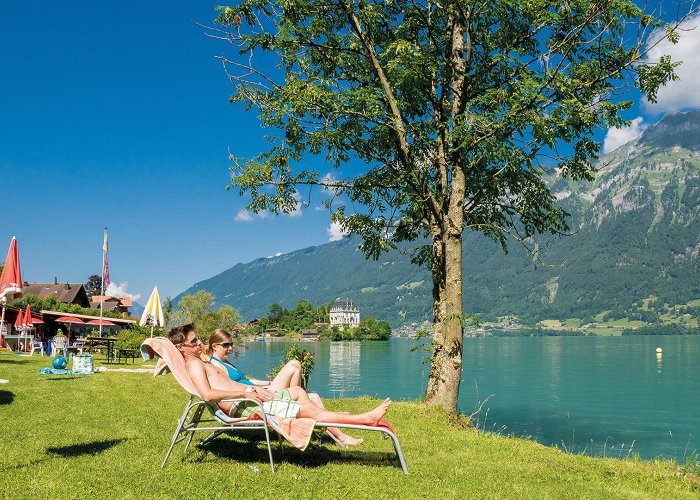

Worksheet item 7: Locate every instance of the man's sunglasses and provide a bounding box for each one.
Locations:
[185,337,201,345]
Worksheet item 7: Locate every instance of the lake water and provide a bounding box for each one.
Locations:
[232,335,699,461]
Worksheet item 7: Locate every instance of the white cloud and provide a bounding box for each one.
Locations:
[327,221,348,242]
[235,203,300,221]
[287,191,303,218]
[106,281,141,302]
[321,173,341,196]
[643,13,700,113]
[234,209,253,222]
[603,117,646,153]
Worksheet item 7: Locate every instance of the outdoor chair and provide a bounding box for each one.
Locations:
[29,338,44,356]
[140,338,277,471]
[51,334,68,357]
[141,337,408,474]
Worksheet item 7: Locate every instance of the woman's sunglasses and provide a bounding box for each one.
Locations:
[217,342,233,348]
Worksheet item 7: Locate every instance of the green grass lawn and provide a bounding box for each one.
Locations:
[1,351,698,499]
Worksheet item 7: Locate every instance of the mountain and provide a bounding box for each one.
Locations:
[177,111,700,327]
[130,301,145,320]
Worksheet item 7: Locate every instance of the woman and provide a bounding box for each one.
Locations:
[205,329,364,445]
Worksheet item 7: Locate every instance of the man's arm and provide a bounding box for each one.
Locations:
[188,360,253,402]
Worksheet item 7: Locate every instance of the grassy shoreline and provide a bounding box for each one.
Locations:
[1,351,698,499]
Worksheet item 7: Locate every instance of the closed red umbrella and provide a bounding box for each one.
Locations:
[0,237,22,301]
[14,308,25,330]
[24,305,45,339]
[0,237,23,342]
[13,308,25,351]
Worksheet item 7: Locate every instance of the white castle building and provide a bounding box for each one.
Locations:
[329,298,360,328]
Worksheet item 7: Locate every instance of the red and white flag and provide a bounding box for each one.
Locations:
[102,228,110,290]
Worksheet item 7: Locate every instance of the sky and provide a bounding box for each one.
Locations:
[1,1,699,304]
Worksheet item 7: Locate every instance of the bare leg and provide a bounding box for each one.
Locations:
[288,387,391,426]
[266,360,302,391]
[308,393,363,445]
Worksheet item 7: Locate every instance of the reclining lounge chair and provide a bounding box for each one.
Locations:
[141,337,408,474]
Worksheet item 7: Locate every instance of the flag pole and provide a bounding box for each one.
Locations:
[100,227,107,337]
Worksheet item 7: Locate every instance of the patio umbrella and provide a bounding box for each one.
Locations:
[0,237,22,343]
[55,316,84,336]
[22,305,34,351]
[139,286,164,337]
[87,318,115,326]
[13,308,25,351]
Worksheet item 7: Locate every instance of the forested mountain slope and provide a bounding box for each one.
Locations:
[178,111,700,327]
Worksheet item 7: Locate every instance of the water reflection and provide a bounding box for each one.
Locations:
[328,341,361,396]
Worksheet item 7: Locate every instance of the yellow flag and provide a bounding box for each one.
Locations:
[103,228,108,253]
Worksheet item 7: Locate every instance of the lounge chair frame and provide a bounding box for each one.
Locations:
[162,395,278,472]
[163,394,408,474]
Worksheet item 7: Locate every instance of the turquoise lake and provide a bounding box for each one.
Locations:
[232,335,699,461]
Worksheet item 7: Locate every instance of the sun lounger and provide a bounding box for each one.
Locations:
[141,337,408,474]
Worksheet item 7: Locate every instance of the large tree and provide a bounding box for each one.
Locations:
[211,0,692,413]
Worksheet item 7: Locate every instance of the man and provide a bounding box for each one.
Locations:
[167,324,390,424]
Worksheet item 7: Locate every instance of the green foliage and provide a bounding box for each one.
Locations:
[83,274,102,297]
[621,324,700,336]
[115,324,152,350]
[319,316,392,341]
[269,344,315,389]
[254,299,331,334]
[172,290,241,342]
[212,0,692,409]
[215,0,688,265]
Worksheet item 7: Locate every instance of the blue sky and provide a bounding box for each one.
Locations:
[1,1,698,304]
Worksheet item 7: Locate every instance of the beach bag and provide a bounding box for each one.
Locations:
[72,354,94,374]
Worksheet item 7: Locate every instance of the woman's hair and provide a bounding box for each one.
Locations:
[202,328,232,358]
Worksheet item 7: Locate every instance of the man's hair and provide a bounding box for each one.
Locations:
[167,324,196,345]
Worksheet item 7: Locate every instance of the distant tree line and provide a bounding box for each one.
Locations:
[257,300,391,340]
[621,324,700,336]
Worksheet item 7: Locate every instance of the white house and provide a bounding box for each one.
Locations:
[329,298,360,328]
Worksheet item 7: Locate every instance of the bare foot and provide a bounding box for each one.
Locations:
[364,398,391,426]
[328,429,364,446]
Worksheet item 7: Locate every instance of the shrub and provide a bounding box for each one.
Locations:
[269,344,315,389]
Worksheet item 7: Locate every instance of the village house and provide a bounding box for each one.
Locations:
[90,295,133,316]
[22,281,91,308]
[329,298,360,329]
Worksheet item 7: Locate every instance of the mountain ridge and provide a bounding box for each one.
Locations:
[177,112,700,327]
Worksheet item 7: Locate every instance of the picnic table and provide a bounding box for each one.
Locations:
[84,336,118,363]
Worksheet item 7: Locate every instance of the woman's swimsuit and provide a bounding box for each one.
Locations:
[210,356,254,386]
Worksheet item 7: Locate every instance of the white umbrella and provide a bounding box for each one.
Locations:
[139,286,164,337]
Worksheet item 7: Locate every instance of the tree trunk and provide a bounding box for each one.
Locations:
[424,231,464,413]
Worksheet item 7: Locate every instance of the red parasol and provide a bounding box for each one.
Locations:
[14,308,25,330]
[0,237,22,301]
[55,316,84,336]
[24,304,37,326]
[0,236,23,341]
[87,318,115,326]
[55,316,84,324]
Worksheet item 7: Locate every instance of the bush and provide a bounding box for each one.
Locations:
[269,344,315,389]
[115,325,150,350]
